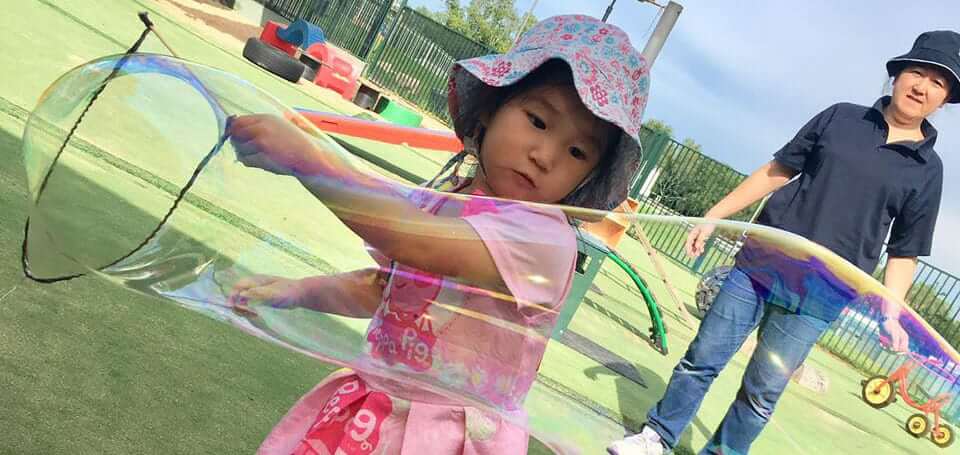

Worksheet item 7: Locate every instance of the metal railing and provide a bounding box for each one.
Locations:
[261,0,391,58]
[363,7,494,121]
[629,127,758,274]
[629,129,960,424]
[820,273,960,424]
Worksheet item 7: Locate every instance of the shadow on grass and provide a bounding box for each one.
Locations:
[0,122,608,455]
[583,296,661,350]
[595,268,703,334]
[846,390,917,428]
[0,122,354,453]
[582,362,709,455]
[811,391,921,453]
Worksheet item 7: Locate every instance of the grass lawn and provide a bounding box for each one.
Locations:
[0,1,946,454]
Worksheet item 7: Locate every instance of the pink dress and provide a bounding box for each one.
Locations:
[258,189,577,455]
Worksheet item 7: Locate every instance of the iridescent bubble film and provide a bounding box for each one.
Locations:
[21,54,959,454]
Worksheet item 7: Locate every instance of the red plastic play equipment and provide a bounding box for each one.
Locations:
[258,21,296,57]
[296,109,462,153]
[304,43,361,101]
[861,351,956,448]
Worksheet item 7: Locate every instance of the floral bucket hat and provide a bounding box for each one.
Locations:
[447,14,650,211]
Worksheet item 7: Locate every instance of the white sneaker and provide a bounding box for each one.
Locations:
[606,426,666,455]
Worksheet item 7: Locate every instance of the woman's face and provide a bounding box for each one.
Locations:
[890,64,952,121]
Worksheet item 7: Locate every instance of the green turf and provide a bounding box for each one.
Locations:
[1,112,336,453]
[0,1,948,454]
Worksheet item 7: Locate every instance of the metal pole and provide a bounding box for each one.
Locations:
[640,1,682,67]
[366,0,407,71]
[602,0,617,22]
[513,0,539,42]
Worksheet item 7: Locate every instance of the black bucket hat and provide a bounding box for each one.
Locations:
[886,30,960,104]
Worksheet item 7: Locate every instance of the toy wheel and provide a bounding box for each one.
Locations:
[243,38,305,83]
[861,376,894,408]
[905,413,930,438]
[931,424,955,448]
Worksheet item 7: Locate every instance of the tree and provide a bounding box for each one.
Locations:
[636,118,758,223]
[681,137,702,153]
[650,152,714,217]
[432,0,536,53]
[902,281,960,350]
[414,5,436,19]
[642,118,673,138]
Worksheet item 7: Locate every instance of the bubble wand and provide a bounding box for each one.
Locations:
[21,12,234,284]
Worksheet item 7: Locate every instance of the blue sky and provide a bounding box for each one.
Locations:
[409,0,960,272]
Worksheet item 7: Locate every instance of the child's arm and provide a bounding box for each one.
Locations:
[230,114,504,289]
[229,268,384,318]
[298,269,385,317]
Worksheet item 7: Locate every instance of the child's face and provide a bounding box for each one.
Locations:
[474,83,613,204]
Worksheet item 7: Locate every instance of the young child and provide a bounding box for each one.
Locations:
[228,14,650,454]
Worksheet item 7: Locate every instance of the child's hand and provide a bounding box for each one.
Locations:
[229,114,319,176]
[228,274,306,316]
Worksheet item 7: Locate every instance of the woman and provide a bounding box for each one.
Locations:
[609,30,958,455]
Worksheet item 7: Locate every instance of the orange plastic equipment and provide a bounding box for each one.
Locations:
[305,43,361,101]
[304,42,329,62]
[259,21,297,57]
[296,109,463,153]
[581,198,641,248]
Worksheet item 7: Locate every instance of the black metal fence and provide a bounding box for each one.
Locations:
[364,8,494,121]
[819,264,960,423]
[259,1,492,121]
[629,128,759,275]
[260,0,391,58]
[628,130,960,423]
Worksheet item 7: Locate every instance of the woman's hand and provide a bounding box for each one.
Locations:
[685,222,717,257]
[880,318,910,353]
[228,274,306,316]
[229,114,320,176]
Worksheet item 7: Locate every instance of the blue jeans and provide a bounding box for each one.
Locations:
[646,267,830,455]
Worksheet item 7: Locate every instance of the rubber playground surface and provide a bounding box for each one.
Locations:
[0,1,946,453]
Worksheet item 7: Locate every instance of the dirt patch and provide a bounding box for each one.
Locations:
[164,0,260,42]
[191,0,232,10]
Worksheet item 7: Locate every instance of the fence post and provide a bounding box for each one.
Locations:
[631,131,669,198]
[364,1,406,72]
[358,0,394,59]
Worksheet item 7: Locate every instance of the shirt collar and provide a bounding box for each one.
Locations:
[868,96,938,161]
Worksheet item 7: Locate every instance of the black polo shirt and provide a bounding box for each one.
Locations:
[753,97,943,274]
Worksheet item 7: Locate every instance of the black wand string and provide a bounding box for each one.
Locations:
[22,12,234,283]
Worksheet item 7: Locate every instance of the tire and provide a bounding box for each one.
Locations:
[931,424,955,448]
[353,91,377,111]
[861,376,895,408]
[299,53,321,83]
[242,38,305,83]
[905,413,930,438]
[695,265,732,318]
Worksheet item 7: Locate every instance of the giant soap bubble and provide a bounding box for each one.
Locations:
[21,53,960,454]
